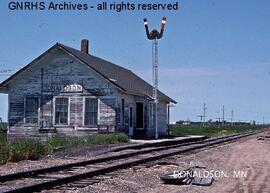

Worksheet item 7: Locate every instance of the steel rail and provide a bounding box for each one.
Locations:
[0,136,207,183]
[1,130,267,193]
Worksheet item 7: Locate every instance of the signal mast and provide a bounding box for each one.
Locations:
[143,17,167,139]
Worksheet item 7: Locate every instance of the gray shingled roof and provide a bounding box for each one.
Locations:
[58,43,176,103]
[0,43,176,104]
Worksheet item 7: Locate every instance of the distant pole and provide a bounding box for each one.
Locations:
[263,116,265,126]
[231,109,234,126]
[216,117,222,128]
[203,103,207,127]
[144,17,167,139]
[197,115,203,128]
[222,105,225,126]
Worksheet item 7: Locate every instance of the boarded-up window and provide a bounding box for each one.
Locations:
[25,97,39,124]
[55,98,69,125]
[84,98,98,125]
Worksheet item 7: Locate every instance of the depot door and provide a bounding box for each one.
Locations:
[136,102,144,128]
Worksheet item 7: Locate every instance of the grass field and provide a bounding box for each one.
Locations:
[0,122,8,132]
[0,132,129,165]
[170,124,265,137]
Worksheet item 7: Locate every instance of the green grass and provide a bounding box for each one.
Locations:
[0,122,8,132]
[0,132,129,165]
[1,122,7,127]
[0,132,52,164]
[47,132,129,147]
[170,124,264,137]
[0,132,9,165]
[0,132,7,144]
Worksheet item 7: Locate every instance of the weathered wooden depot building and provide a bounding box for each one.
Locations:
[0,40,176,140]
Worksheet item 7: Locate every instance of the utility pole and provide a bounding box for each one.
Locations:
[222,105,225,126]
[203,103,207,127]
[231,109,234,126]
[144,17,167,139]
[216,117,222,128]
[197,115,203,128]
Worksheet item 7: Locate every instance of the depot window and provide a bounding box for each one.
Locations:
[55,98,69,125]
[84,98,98,126]
[25,97,39,125]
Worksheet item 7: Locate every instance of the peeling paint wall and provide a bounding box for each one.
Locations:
[6,46,169,141]
[8,47,117,140]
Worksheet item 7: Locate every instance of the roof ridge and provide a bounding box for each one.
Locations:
[56,42,176,103]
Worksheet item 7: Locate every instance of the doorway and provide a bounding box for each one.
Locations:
[136,102,144,128]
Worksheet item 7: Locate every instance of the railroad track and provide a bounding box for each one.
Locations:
[0,130,266,193]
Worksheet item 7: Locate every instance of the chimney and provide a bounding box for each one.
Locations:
[81,39,89,54]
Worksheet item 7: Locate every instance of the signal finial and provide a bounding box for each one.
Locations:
[157,16,166,39]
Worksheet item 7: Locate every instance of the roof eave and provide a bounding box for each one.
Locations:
[0,85,9,93]
[170,99,177,104]
[124,90,177,104]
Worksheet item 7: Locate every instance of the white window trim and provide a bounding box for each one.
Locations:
[121,98,125,125]
[53,96,70,126]
[148,102,154,128]
[24,96,40,126]
[166,103,170,125]
[128,105,133,128]
[82,96,100,127]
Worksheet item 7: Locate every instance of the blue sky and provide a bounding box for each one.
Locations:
[0,0,270,123]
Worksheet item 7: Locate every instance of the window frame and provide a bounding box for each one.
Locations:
[53,96,70,126]
[24,96,40,126]
[83,97,100,127]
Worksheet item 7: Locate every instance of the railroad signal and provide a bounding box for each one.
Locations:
[143,17,166,40]
[143,17,167,139]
